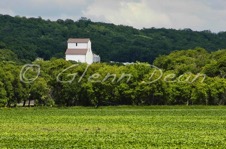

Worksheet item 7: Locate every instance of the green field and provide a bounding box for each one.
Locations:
[0,106,226,148]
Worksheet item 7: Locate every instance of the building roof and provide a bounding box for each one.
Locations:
[65,49,88,55]
[67,38,90,43]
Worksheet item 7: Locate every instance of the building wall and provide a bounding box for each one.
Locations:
[88,41,91,50]
[66,55,86,63]
[86,41,93,64]
[86,50,93,64]
[68,43,88,49]
[93,55,101,63]
[66,40,99,64]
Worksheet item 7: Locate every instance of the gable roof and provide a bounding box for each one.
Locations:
[67,38,90,43]
[65,49,88,55]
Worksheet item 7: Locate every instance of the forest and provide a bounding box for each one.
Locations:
[1,47,226,107]
[1,14,226,63]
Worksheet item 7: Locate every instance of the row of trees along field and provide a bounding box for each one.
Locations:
[1,14,226,63]
[1,47,226,107]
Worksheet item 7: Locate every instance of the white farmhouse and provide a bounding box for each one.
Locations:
[65,38,100,64]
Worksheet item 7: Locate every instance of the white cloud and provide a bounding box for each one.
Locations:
[83,0,226,32]
[84,0,171,28]
[0,0,90,20]
[0,8,15,16]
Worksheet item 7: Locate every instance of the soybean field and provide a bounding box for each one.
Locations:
[0,106,226,148]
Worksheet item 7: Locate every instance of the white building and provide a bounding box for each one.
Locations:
[65,38,100,64]
[93,54,101,63]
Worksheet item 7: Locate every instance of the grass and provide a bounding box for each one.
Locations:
[0,106,226,148]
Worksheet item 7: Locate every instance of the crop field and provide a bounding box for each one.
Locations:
[0,106,226,148]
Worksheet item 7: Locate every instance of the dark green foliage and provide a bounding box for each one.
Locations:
[0,49,19,62]
[0,14,226,63]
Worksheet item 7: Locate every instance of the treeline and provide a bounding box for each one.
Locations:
[1,48,226,107]
[1,14,226,63]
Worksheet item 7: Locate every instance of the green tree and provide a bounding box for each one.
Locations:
[0,81,7,107]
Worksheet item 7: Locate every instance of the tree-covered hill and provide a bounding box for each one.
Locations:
[1,14,226,63]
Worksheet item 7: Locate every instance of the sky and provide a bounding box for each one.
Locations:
[1,0,226,32]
